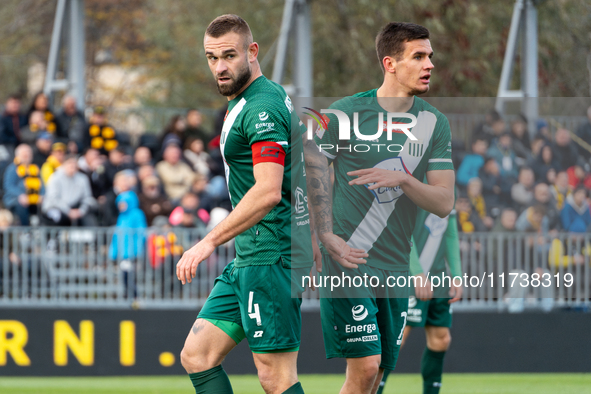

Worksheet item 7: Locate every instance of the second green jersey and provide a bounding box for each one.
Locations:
[221,76,312,269]
[410,208,461,278]
[313,90,454,271]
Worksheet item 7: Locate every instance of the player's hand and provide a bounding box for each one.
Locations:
[448,281,463,303]
[415,273,433,301]
[347,168,409,190]
[176,238,216,285]
[319,232,367,269]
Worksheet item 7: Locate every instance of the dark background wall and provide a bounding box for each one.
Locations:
[0,309,589,376]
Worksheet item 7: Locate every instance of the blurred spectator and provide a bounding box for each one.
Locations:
[456,137,487,187]
[156,143,195,201]
[3,144,44,225]
[170,192,208,230]
[20,111,49,145]
[133,146,153,168]
[139,176,173,226]
[191,174,214,213]
[552,128,580,171]
[536,118,551,141]
[0,94,27,148]
[516,204,548,234]
[467,177,494,228]
[147,216,183,297]
[137,164,156,191]
[511,167,535,212]
[492,207,517,232]
[108,185,147,299]
[566,165,591,191]
[560,187,591,233]
[26,92,61,138]
[575,106,591,162]
[531,143,559,183]
[56,95,86,149]
[104,147,133,189]
[102,169,137,227]
[78,148,110,203]
[32,132,54,167]
[509,115,531,163]
[40,142,66,184]
[185,109,209,146]
[479,156,511,210]
[86,106,118,154]
[530,183,560,231]
[473,109,506,144]
[487,132,518,180]
[550,171,571,211]
[42,155,97,226]
[184,137,211,177]
[160,115,186,147]
[456,196,487,233]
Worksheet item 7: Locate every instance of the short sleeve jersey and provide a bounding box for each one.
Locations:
[313,89,454,271]
[221,76,312,269]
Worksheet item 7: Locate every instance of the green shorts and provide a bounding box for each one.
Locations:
[319,252,409,371]
[198,259,308,353]
[407,294,452,328]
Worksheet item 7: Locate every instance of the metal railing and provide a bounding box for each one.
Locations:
[0,227,589,311]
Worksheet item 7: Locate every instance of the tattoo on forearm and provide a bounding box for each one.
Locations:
[303,139,333,236]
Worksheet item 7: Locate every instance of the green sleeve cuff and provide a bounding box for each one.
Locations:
[444,213,462,278]
[409,235,423,276]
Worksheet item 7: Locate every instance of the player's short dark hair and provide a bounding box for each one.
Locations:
[375,22,430,72]
[205,14,253,49]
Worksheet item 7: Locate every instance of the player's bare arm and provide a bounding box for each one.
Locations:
[347,168,455,218]
[176,161,283,284]
[303,138,367,269]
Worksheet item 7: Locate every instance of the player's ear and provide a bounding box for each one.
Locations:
[248,42,259,62]
[383,56,396,74]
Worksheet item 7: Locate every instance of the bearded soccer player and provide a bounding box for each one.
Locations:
[176,15,312,394]
[377,201,463,394]
[304,22,455,394]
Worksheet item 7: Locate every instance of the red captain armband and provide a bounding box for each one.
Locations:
[252,141,286,166]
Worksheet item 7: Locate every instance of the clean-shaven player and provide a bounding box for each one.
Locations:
[176,15,313,394]
[304,22,455,394]
[377,200,463,394]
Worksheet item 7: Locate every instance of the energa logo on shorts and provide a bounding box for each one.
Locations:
[352,305,368,321]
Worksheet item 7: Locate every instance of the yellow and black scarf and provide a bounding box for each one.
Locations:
[14,159,42,205]
[89,123,118,152]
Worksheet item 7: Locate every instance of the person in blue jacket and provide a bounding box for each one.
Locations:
[109,170,147,298]
[560,186,591,233]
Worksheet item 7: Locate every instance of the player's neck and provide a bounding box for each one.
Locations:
[376,80,414,112]
[227,63,263,101]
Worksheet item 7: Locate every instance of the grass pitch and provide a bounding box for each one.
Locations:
[0,373,590,393]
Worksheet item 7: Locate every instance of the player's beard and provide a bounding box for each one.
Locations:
[216,60,252,97]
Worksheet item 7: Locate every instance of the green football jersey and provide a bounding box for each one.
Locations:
[221,76,312,269]
[313,89,454,271]
[411,208,458,276]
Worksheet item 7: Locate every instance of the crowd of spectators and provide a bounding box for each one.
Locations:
[454,109,591,236]
[0,92,231,234]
